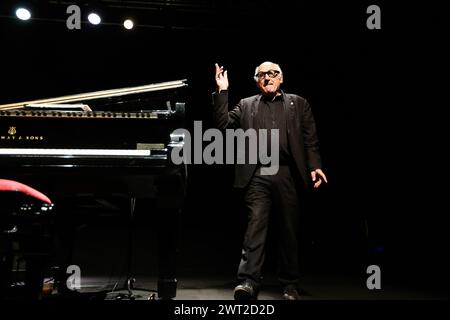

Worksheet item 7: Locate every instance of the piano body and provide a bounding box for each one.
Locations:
[0,79,188,299]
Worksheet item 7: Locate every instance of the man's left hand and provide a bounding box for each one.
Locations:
[311,169,328,189]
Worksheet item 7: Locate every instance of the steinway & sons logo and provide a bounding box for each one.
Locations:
[1,126,44,141]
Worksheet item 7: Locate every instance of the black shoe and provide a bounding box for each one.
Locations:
[234,280,257,300]
[282,285,301,300]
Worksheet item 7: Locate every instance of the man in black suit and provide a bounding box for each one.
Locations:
[212,61,327,300]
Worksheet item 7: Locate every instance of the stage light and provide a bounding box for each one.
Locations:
[15,7,31,21]
[123,19,134,30]
[87,12,101,25]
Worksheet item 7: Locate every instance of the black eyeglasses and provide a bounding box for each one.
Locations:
[255,70,281,80]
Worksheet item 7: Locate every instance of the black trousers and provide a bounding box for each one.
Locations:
[237,165,301,287]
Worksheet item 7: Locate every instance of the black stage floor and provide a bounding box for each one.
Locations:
[28,224,450,301]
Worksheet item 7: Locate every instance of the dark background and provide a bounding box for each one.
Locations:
[0,0,448,292]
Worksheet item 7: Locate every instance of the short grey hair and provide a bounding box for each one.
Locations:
[254,61,283,81]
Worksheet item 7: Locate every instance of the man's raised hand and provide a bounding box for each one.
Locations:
[215,63,229,92]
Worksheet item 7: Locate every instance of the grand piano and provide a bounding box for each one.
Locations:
[0,79,188,299]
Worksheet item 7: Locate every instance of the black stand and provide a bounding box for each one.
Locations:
[105,197,157,300]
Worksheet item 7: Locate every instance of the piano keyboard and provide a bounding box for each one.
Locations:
[0,148,151,156]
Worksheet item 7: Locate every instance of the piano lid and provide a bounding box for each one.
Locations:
[0,79,188,111]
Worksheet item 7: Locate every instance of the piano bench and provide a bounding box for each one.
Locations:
[0,179,55,300]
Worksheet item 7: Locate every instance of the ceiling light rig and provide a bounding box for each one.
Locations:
[9,3,130,30]
[5,1,207,31]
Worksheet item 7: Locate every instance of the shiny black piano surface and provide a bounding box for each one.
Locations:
[0,79,188,204]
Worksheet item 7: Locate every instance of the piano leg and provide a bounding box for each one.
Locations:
[157,208,181,299]
[24,255,46,299]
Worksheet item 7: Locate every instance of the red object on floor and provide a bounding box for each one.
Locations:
[0,179,52,204]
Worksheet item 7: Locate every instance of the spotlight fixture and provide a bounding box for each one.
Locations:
[123,19,134,30]
[15,7,31,21]
[87,12,101,25]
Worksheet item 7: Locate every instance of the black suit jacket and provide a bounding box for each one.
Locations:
[212,90,322,189]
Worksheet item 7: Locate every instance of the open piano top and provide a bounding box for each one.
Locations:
[0,79,187,160]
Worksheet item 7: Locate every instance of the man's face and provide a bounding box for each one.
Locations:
[255,63,283,96]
